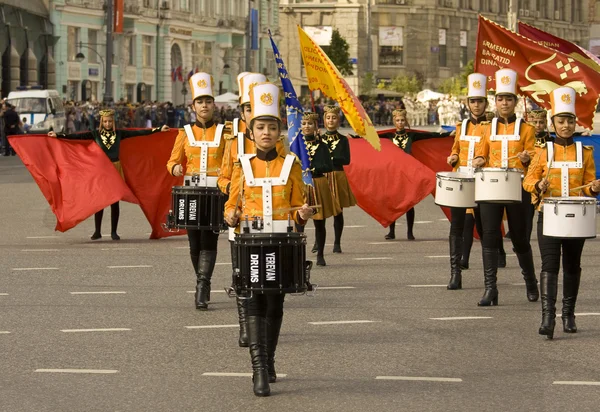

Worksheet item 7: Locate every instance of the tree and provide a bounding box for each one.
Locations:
[325,29,353,76]
[360,72,375,95]
[388,74,422,94]
[438,77,464,96]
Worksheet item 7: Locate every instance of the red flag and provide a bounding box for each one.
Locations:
[113,0,124,34]
[345,137,435,227]
[518,22,600,71]
[8,134,138,232]
[120,130,185,239]
[475,16,600,129]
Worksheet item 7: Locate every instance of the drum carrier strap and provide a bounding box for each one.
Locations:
[183,123,225,187]
[458,119,481,175]
[490,117,522,168]
[239,154,295,233]
[547,141,583,197]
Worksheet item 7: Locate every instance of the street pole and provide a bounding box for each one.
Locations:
[104,0,114,104]
[508,0,517,32]
[245,0,251,71]
[367,0,372,73]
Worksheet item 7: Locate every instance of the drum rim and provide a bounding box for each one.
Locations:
[235,232,307,239]
[436,171,475,182]
[474,167,524,173]
[542,196,598,205]
[172,185,222,192]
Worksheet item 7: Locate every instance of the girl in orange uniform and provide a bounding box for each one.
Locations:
[524,87,600,339]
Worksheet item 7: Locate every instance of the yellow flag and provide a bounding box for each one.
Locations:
[298,26,381,151]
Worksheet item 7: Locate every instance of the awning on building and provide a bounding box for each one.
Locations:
[1,0,49,17]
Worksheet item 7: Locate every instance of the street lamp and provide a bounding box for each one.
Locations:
[75,42,106,101]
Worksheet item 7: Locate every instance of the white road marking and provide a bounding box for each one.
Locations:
[35,369,118,374]
[408,285,448,288]
[69,291,127,295]
[426,255,449,258]
[556,313,600,318]
[185,324,239,329]
[0,293,8,296]
[12,267,59,271]
[553,381,600,386]
[187,290,226,294]
[343,225,366,228]
[21,249,59,252]
[107,265,152,269]
[26,236,59,239]
[308,320,379,325]
[354,257,393,261]
[174,246,188,249]
[376,376,462,383]
[0,331,11,334]
[203,372,287,378]
[317,286,356,290]
[415,221,433,224]
[60,328,131,333]
[100,248,138,251]
[438,218,448,221]
[368,242,396,245]
[430,316,493,321]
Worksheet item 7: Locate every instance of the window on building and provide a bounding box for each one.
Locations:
[379,26,403,66]
[439,28,447,67]
[460,30,468,68]
[142,35,153,67]
[126,84,134,102]
[178,0,189,11]
[143,0,155,7]
[200,42,212,72]
[87,30,98,63]
[128,36,135,66]
[67,26,81,61]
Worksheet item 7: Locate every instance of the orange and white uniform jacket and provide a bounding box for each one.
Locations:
[523,139,596,211]
[225,150,306,232]
[218,118,288,194]
[475,115,535,171]
[166,121,229,178]
[450,117,490,173]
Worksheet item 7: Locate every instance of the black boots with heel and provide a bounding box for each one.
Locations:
[478,248,498,306]
[539,271,558,339]
[447,235,463,290]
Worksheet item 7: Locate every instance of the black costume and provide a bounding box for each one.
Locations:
[58,126,163,239]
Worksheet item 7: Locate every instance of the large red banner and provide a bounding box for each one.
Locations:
[114,0,124,34]
[475,16,600,129]
[518,21,600,71]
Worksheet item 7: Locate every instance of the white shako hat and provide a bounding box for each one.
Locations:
[467,73,487,98]
[494,68,518,97]
[549,86,576,118]
[236,72,250,100]
[188,72,214,101]
[249,82,281,123]
[240,73,268,106]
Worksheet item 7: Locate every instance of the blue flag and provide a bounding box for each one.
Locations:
[268,31,313,185]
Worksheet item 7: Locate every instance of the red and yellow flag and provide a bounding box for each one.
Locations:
[475,16,600,129]
[518,21,600,72]
[298,26,380,151]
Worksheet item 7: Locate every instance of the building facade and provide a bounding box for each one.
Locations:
[48,0,280,103]
[0,0,56,97]
[278,0,591,94]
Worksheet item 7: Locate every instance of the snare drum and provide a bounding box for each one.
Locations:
[167,186,226,231]
[474,167,523,204]
[542,197,597,239]
[435,172,476,208]
[235,232,309,294]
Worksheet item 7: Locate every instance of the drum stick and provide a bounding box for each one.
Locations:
[569,182,593,192]
[506,151,536,161]
[280,204,322,213]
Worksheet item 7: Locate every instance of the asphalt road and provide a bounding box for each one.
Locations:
[2,153,600,412]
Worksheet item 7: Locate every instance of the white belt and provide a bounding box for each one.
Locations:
[237,220,293,234]
[184,175,218,188]
[458,166,474,176]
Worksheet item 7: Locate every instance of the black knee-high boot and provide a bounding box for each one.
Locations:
[385,221,396,240]
[91,210,103,240]
[266,316,283,383]
[562,269,581,333]
[248,316,270,396]
[333,213,344,253]
[539,271,558,339]
[196,250,217,310]
[314,219,326,266]
[110,202,120,240]
[406,208,415,240]
[230,242,248,346]
[447,235,463,290]
[478,248,498,306]
[460,214,475,269]
[515,248,539,302]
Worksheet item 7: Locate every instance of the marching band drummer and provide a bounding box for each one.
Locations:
[224,82,311,397]
[167,72,228,311]
[523,87,600,339]
[445,73,489,290]
[472,68,538,306]
[382,109,454,241]
[301,111,336,266]
[321,105,356,253]
[49,109,169,241]
[218,72,287,347]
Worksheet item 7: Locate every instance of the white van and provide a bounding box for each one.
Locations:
[7,88,66,133]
